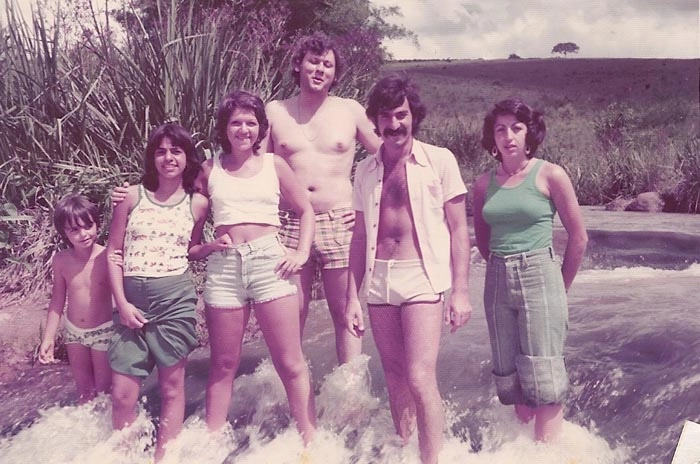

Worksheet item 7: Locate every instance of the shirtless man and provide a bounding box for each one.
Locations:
[344,75,472,464]
[264,33,381,364]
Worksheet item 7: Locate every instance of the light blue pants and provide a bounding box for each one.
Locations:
[484,247,569,406]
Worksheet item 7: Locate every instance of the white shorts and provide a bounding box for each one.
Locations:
[367,259,443,307]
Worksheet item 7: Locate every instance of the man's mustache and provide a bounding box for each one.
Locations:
[382,126,408,137]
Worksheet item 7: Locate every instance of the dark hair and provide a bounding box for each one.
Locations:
[481,98,546,161]
[366,74,427,136]
[215,90,269,154]
[142,123,201,194]
[291,32,343,89]
[53,194,100,247]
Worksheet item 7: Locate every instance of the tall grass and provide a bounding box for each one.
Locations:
[392,59,699,212]
[0,0,383,299]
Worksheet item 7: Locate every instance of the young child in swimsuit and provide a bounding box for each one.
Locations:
[39,193,114,403]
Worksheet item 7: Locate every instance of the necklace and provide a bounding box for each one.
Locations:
[501,158,531,177]
[296,97,319,142]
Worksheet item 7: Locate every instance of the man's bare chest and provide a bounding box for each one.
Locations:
[381,166,410,209]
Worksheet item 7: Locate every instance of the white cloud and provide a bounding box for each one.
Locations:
[373,0,699,59]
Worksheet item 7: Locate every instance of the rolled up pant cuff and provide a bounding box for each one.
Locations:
[515,354,568,406]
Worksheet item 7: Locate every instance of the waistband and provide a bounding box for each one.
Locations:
[65,317,114,333]
[488,246,555,263]
[223,232,280,256]
[374,258,423,267]
[124,269,189,281]
[279,206,353,220]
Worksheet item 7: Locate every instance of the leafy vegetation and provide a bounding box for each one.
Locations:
[0,0,410,299]
[551,42,579,57]
[385,58,699,211]
[1,0,698,302]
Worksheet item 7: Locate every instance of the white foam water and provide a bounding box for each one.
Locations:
[0,355,627,464]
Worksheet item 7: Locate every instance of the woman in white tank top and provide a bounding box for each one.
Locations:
[188,90,317,444]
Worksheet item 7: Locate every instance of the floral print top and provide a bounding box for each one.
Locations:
[123,185,194,277]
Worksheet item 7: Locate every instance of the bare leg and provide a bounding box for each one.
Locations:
[296,267,315,337]
[66,343,96,403]
[514,404,535,424]
[204,305,250,431]
[322,267,362,364]
[111,371,141,430]
[400,303,444,464]
[154,358,188,462]
[534,404,564,441]
[255,294,316,444]
[368,305,416,444]
[91,349,112,395]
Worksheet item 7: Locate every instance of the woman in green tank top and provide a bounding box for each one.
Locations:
[472,98,588,442]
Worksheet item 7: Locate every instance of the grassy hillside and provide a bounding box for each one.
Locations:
[381,58,699,210]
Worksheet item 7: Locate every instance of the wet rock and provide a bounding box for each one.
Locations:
[605,197,634,211]
[626,192,665,212]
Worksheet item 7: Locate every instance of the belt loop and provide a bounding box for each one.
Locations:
[549,246,554,259]
[522,252,529,268]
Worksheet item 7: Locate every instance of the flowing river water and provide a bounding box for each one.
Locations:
[1,207,699,463]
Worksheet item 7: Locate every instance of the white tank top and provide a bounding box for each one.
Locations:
[123,185,193,277]
[208,152,281,228]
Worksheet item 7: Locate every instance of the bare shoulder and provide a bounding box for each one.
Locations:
[473,171,492,194]
[191,192,209,220]
[52,248,71,270]
[332,95,364,113]
[265,98,288,117]
[191,191,209,207]
[201,157,214,173]
[541,160,572,186]
[92,244,110,266]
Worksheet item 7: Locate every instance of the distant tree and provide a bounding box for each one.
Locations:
[508,53,521,60]
[551,42,580,57]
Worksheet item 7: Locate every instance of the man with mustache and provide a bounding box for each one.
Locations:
[264,33,381,364]
[344,75,473,464]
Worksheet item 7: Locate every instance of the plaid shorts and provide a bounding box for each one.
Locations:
[278,207,354,270]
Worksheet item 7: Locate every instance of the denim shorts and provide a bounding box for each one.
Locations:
[109,272,198,378]
[367,259,442,306]
[484,247,569,406]
[203,233,298,309]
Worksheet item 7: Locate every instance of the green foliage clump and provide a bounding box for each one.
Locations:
[0,0,411,297]
[392,58,699,213]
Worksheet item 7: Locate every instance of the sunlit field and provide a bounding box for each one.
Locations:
[385,58,699,211]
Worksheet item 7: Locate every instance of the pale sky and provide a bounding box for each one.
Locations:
[2,0,698,59]
[372,0,699,59]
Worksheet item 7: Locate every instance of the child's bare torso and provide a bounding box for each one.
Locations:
[59,245,113,328]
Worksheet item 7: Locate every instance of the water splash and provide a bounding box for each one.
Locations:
[0,355,627,463]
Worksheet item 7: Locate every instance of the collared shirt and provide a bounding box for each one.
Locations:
[352,139,467,298]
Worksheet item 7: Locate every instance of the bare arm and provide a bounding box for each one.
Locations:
[262,101,278,154]
[274,155,314,278]
[547,163,588,291]
[187,192,218,261]
[345,210,367,337]
[350,99,381,154]
[472,173,492,261]
[107,186,147,328]
[444,193,473,332]
[39,254,67,363]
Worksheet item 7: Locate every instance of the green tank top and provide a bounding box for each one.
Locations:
[482,159,556,255]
